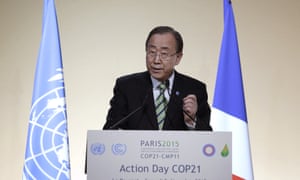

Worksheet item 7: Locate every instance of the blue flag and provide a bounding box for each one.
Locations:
[213,0,247,122]
[211,0,253,179]
[23,0,71,179]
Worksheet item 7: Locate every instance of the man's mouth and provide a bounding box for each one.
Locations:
[151,67,163,73]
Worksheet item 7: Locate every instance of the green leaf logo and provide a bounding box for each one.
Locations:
[221,144,229,157]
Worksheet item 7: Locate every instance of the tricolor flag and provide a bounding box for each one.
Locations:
[211,0,254,179]
[23,0,71,179]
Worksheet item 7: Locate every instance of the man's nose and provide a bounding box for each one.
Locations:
[153,53,161,63]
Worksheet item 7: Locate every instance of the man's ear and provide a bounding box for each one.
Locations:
[175,53,183,65]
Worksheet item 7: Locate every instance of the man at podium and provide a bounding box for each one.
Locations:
[103,26,212,131]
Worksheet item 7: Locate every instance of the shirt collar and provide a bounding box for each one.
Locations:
[150,71,174,90]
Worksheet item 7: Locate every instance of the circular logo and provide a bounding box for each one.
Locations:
[23,87,70,179]
[203,144,216,157]
[112,144,127,155]
[91,143,105,155]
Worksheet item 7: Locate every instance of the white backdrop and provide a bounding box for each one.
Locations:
[0,0,299,179]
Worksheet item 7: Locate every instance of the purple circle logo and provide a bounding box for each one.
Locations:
[203,144,215,157]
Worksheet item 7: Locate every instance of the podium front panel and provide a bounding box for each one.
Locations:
[87,130,231,180]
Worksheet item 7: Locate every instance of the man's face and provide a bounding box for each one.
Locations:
[146,33,182,81]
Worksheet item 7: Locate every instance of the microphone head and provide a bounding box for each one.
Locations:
[165,79,170,89]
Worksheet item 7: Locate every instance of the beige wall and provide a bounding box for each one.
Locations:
[1,0,299,179]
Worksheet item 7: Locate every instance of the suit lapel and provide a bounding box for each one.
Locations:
[165,72,186,128]
[141,72,158,129]
[144,92,158,129]
[142,71,186,129]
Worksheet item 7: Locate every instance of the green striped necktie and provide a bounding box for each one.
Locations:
[155,83,168,130]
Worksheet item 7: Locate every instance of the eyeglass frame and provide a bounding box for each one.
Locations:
[146,49,178,61]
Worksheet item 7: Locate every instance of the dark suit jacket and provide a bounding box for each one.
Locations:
[103,71,212,130]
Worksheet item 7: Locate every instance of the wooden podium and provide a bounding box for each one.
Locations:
[86,130,231,180]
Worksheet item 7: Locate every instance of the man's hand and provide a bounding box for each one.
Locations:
[182,94,198,125]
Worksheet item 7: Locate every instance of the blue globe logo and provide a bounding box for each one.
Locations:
[91,143,105,155]
[23,86,70,180]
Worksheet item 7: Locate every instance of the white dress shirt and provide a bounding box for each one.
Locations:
[150,71,196,129]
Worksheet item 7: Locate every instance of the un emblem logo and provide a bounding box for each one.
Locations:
[23,85,70,179]
[91,143,105,155]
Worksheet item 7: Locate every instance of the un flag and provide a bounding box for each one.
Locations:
[23,0,71,179]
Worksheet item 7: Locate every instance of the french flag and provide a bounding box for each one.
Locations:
[211,0,254,179]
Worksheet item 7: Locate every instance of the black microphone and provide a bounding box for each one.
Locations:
[165,79,196,123]
[85,89,151,174]
[108,90,150,129]
[165,79,170,95]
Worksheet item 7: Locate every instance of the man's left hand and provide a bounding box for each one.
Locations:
[182,94,197,125]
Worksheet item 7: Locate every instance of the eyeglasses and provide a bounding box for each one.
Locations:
[146,50,177,61]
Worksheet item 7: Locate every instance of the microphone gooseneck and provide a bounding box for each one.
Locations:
[108,89,150,129]
[165,79,196,123]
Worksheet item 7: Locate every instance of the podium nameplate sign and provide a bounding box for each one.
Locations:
[87,130,231,180]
